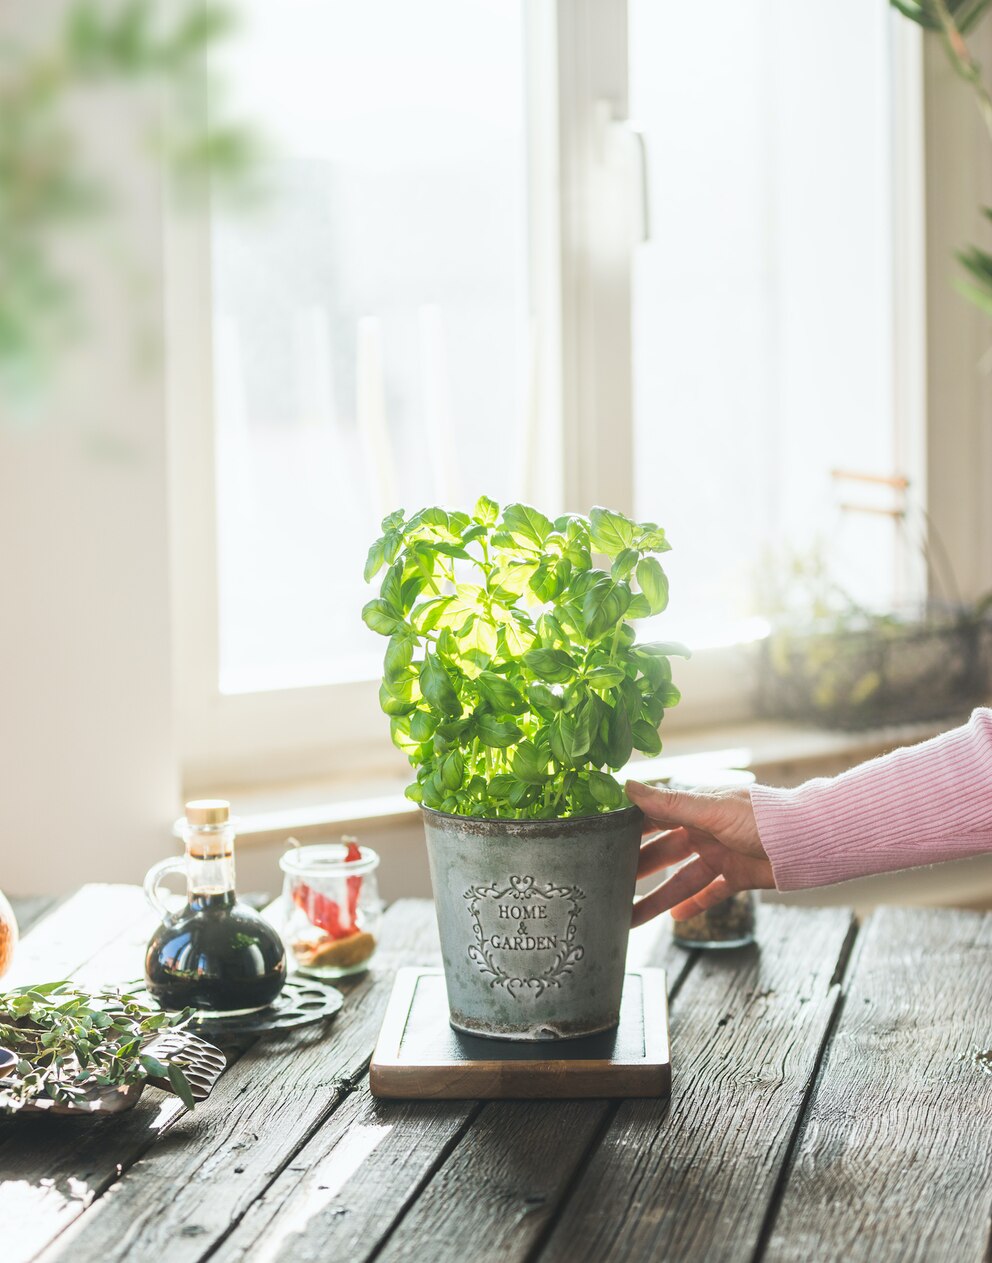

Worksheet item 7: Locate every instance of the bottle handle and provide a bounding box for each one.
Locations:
[144,858,187,923]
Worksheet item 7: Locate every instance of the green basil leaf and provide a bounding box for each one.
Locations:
[501,502,554,547]
[380,559,405,612]
[635,640,692,659]
[528,559,555,602]
[589,506,635,557]
[631,718,663,755]
[421,779,444,809]
[548,705,593,765]
[508,780,539,809]
[585,664,626,689]
[605,700,633,768]
[389,715,420,754]
[420,654,462,717]
[511,741,549,785]
[636,556,669,614]
[523,647,576,683]
[441,751,464,790]
[416,506,451,533]
[527,682,564,719]
[651,681,682,708]
[384,633,414,679]
[379,677,417,716]
[404,781,424,803]
[625,593,651,620]
[588,770,624,809]
[638,526,672,553]
[611,548,639,581]
[363,536,386,582]
[362,599,404,637]
[473,495,499,525]
[413,596,455,634]
[409,709,438,742]
[486,773,516,800]
[400,573,428,610]
[383,528,403,563]
[537,612,568,647]
[582,579,631,640]
[475,670,526,713]
[498,617,536,658]
[474,714,523,748]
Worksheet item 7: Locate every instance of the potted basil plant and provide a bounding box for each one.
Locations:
[363,501,687,1041]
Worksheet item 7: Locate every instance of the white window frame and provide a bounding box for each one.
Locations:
[168,0,936,791]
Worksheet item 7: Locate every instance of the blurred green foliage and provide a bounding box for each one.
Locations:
[890,0,992,315]
[890,0,992,34]
[0,0,260,394]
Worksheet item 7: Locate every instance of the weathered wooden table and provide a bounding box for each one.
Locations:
[3,886,992,1263]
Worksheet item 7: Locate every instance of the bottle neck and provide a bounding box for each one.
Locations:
[182,823,237,901]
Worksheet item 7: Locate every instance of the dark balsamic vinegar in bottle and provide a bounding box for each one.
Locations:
[144,800,286,1015]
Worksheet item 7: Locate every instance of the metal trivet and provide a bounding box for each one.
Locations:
[130,977,344,1037]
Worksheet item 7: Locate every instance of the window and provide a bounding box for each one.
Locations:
[170,0,922,785]
[211,0,534,694]
[630,0,907,646]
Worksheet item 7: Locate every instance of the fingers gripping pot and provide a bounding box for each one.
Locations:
[422,804,643,1041]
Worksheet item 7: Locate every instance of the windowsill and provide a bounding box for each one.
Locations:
[225,713,968,849]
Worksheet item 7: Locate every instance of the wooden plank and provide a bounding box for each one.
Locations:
[205,920,687,1263]
[35,899,441,1263]
[375,1097,613,1263]
[763,907,992,1263]
[2,884,154,989]
[213,1086,480,1263]
[533,905,856,1263]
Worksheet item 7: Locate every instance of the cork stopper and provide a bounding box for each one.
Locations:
[185,799,230,827]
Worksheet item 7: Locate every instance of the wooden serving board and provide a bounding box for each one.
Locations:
[370,967,670,1100]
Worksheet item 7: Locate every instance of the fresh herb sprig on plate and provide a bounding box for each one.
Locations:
[0,982,195,1114]
[363,501,689,820]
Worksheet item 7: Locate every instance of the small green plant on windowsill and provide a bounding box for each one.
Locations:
[362,500,689,820]
[755,549,992,729]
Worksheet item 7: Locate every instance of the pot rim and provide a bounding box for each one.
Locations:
[420,802,642,836]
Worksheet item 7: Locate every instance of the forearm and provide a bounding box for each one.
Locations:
[750,708,992,891]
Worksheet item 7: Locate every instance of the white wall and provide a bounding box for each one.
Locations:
[0,2,179,896]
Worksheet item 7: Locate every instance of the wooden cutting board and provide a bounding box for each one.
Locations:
[370,967,670,1100]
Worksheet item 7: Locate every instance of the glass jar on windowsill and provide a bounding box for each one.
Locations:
[671,890,757,950]
[647,769,759,952]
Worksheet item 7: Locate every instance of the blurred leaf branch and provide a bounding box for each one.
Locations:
[0,0,261,395]
[890,0,992,314]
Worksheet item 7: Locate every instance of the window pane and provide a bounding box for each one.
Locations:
[630,0,898,644]
[212,0,529,692]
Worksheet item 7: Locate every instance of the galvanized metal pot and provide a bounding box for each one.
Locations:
[422,804,643,1041]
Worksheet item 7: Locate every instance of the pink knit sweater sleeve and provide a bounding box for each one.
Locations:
[749,708,992,891]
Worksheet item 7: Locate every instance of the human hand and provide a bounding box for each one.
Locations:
[625,780,774,927]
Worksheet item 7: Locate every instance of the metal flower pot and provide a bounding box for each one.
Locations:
[422,804,643,1041]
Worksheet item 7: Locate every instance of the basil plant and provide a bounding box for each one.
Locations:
[363,501,688,820]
